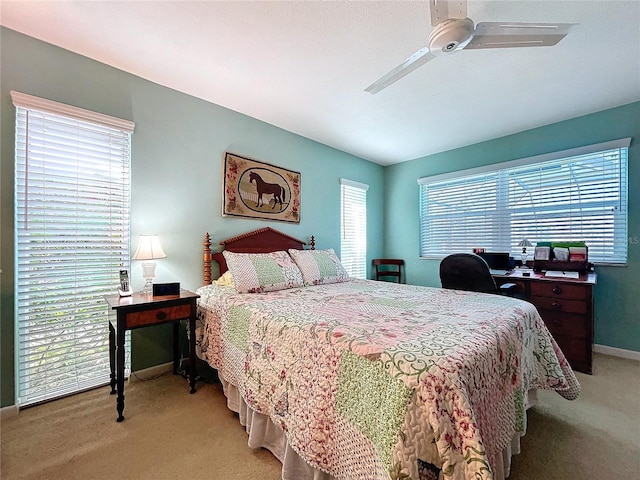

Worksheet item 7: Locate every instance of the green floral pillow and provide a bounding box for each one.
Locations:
[288,248,351,286]
[222,250,304,293]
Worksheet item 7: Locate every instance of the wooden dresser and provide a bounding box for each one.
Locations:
[493,270,597,374]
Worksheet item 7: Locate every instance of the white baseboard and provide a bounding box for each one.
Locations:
[594,344,640,362]
[128,361,174,383]
[1,404,19,419]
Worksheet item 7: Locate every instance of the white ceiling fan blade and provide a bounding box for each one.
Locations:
[465,22,576,49]
[365,47,436,94]
[430,0,467,27]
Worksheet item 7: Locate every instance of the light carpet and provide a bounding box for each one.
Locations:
[1,353,638,479]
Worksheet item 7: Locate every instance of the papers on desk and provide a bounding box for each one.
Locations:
[545,270,580,279]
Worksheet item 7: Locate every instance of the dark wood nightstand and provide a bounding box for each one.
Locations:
[105,289,200,422]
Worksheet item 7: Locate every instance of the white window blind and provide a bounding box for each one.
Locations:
[13,91,134,406]
[419,139,630,264]
[340,178,368,279]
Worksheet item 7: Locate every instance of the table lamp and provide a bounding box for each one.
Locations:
[518,238,534,266]
[132,235,167,294]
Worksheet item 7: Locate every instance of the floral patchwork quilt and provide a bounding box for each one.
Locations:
[196,279,580,480]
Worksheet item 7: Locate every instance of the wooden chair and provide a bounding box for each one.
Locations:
[373,259,404,283]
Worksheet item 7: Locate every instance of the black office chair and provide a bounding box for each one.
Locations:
[439,253,519,296]
[373,259,404,283]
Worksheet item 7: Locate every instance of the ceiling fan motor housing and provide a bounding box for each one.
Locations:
[428,18,475,55]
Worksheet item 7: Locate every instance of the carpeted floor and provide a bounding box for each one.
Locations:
[1,353,638,480]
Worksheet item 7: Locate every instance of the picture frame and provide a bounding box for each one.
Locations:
[222,152,301,223]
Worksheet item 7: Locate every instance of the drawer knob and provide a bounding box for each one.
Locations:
[551,301,561,310]
[552,286,563,295]
[551,317,563,327]
[156,311,167,320]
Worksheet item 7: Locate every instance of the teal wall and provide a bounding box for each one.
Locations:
[1,27,638,408]
[384,102,640,352]
[0,28,384,407]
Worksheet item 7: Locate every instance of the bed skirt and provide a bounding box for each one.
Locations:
[218,374,537,480]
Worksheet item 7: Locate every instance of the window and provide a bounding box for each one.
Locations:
[340,178,368,278]
[419,139,630,264]
[13,91,134,406]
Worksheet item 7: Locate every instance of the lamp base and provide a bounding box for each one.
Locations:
[140,279,154,295]
[140,261,157,295]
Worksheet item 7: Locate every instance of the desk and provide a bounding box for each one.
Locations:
[105,289,200,422]
[493,270,596,374]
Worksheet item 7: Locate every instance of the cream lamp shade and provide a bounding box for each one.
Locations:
[132,235,167,294]
[132,235,167,260]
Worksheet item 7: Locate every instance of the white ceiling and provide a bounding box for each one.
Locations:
[1,1,639,166]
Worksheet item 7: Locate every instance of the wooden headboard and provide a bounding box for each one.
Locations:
[202,227,315,285]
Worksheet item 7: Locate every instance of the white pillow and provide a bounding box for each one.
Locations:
[288,248,350,286]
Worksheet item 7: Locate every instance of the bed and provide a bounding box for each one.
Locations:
[195,227,580,480]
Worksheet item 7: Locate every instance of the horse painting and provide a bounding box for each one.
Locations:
[223,152,300,223]
[249,171,286,210]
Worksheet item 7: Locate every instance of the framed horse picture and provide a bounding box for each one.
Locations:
[222,152,301,223]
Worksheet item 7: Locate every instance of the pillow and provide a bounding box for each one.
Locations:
[213,270,234,287]
[222,250,304,293]
[288,248,350,286]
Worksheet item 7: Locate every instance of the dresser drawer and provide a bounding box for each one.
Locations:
[539,311,588,339]
[126,304,192,328]
[530,281,589,300]
[531,296,587,315]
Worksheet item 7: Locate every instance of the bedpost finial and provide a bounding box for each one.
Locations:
[203,232,213,285]
[310,235,316,250]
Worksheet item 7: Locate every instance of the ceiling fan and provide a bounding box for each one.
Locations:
[365,0,575,94]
